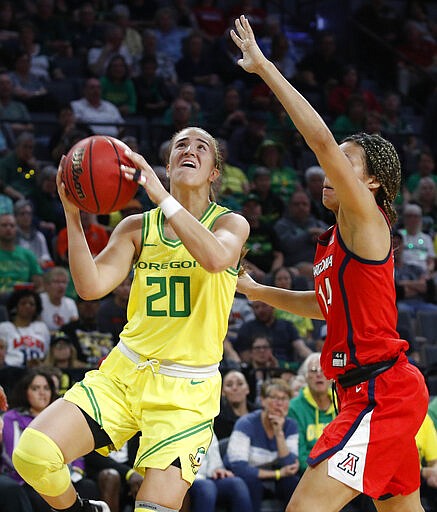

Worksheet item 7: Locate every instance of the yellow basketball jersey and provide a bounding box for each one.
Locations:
[119,203,238,365]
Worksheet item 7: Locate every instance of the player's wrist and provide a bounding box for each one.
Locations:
[159,195,183,219]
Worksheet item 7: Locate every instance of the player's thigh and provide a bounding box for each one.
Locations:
[372,489,424,512]
[286,459,360,512]
[28,398,94,463]
[137,465,190,510]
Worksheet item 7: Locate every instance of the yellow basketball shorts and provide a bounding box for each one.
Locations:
[63,346,221,484]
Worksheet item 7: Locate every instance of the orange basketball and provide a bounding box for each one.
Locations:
[62,135,138,214]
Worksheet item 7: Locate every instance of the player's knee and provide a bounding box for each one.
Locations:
[12,428,71,496]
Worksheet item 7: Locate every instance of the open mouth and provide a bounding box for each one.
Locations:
[181,160,196,168]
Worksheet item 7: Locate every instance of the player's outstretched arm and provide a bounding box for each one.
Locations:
[230,16,366,217]
[237,272,323,320]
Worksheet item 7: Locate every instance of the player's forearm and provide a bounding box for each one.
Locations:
[168,210,248,273]
[65,212,101,298]
[248,284,322,319]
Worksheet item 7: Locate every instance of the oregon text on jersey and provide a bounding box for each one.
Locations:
[135,260,199,271]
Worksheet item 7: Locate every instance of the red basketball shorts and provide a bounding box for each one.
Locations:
[308,353,429,499]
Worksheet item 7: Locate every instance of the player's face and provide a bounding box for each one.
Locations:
[168,128,218,190]
[322,142,367,213]
[27,375,52,413]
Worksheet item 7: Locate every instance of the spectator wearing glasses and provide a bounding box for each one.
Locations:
[288,353,335,475]
[226,378,299,512]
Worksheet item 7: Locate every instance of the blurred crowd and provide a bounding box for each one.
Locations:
[1,1,437,511]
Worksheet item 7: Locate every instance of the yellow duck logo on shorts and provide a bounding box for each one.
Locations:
[189,447,206,474]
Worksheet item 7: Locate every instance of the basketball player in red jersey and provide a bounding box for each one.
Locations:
[233,15,428,512]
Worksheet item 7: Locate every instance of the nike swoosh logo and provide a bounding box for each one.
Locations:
[190,380,205,385]
[356,386,361,392]
[144,243,157,247]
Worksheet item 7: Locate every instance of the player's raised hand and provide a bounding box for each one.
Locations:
[230,15,268,74]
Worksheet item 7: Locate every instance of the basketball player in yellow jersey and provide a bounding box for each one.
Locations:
[12,127,250,512]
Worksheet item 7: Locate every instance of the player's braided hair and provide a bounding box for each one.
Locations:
[342,133,401,225]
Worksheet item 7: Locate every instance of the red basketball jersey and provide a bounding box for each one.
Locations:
[314,223,409,380]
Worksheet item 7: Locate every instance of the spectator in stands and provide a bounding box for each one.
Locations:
[226,378,299,512]
[411,177,437,234]
[399,203,435,276]
[422,85,437,161]
[288,352,335,474]
[188,431,253,512]
[133,56,173,120]
[213,27,257,89]
[353,0,400,87]
[303,165,335,225]
[152,6,191,65]
[88,23,134,78]
[396,19,437,102]
[406,148,437,193]
[251,165,285,220]
[141,29,179,89]
[68,2,105,59]
[249,139,299,204]
[295,30,343,91]
[175,31,221,107]
[44,331,87,395]
[192,0,227,42]
[0,132,39,201]
[274,190,328,270]
[62,297,113,367]
[214,369,257,441]
[100,54,137,117]
[8,50,54,112]
[227,110,267,171]
[0,213,43,294]
[415,413,437,512]
[240,192,283,284]
[29,164,65,241]
[29,0,68,54]
[96,275,131,345]
[48,105,92,165]
[331,94,368,142]
[243,335,280,406]
[380,90,413,136]
[56,211,109,265]
[235,299,312,365]
[0,72,33,143]
[210,85,247,139]
[153,97,192,152]
[328,64,381,117]
[40,266,78,333]
[393,230,437,318]
[84,434,143,512]
[11,20,51,82]
[0,287,49,367]
[1,368,99,511]
[215,138,249,208]
[162,82,204,126]
[71,78,125,138]
[111,3,143,75]
[45,330,87,374]
[14,199,53,270]
[272,267,313,341]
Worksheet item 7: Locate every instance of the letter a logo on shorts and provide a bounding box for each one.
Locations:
[337,452,359,476]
